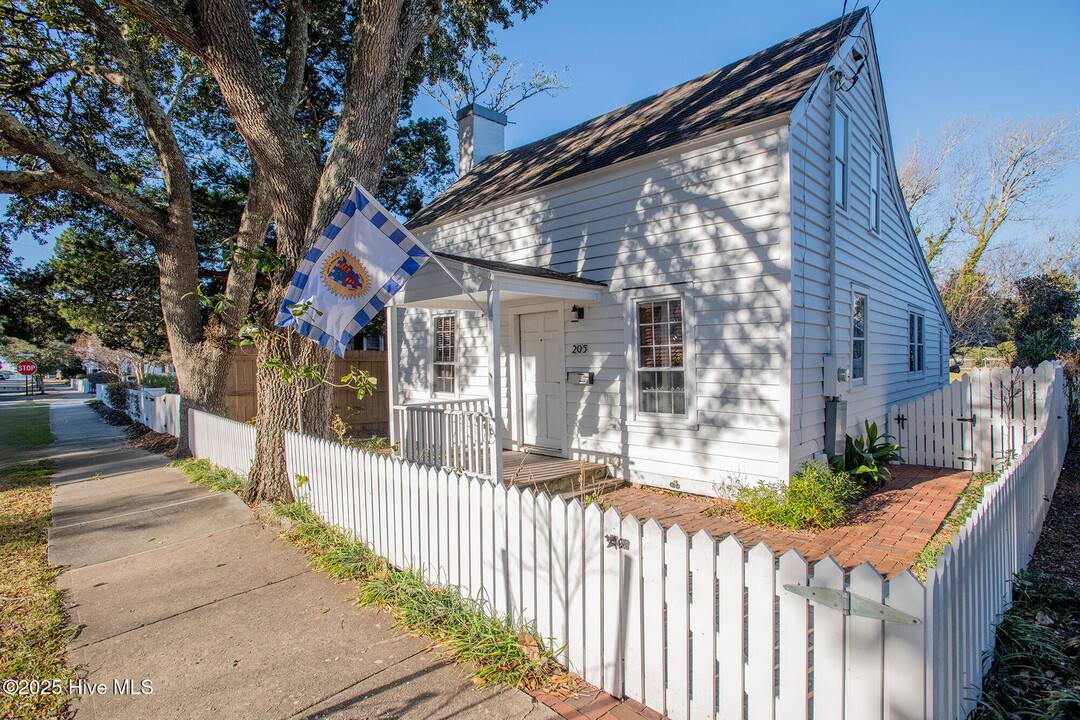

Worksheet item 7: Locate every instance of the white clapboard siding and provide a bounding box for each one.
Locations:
[183,361,1067,720]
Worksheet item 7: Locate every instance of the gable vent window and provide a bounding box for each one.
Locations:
[852,292,867,381]
[637,298,685,415]
[433,314,456,394]
[908,311,925,374]
[869,145,881,231]
[833,105,849,209]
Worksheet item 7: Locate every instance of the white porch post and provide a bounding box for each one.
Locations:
[487,289,504,481]
[387,303,400,451]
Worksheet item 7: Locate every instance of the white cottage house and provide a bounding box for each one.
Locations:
[387,9,949,496]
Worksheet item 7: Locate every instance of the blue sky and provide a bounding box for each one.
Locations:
[7,0,1080,268]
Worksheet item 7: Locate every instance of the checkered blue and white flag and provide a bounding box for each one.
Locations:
[275,182,429,356]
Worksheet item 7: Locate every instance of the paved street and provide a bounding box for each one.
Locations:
[44,387,554,720]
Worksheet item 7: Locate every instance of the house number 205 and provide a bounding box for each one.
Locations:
[571,344,588,354]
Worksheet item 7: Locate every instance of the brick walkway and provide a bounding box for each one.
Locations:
[605,465,971,578]
[528,687,663,720]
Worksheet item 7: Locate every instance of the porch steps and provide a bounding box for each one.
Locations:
[501,450,620,500]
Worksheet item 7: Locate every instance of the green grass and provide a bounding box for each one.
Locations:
[722,460,861,530]
[169,458,245,494]
[974,571,1080,719]
[911,471,998,581]
[0,406,54,451]
[0,459,75,720]
[271,502,567,691]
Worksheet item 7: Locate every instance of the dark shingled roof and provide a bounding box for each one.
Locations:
[435,252,607,286]
[408,10,866,230]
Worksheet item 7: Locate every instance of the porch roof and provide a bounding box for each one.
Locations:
[393,251,607,310]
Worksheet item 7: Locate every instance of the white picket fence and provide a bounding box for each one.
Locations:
[889,364,1055,472]
[924,361,1067,718]
[185,362,1070,720]
[187,409,256,477]
[95,384,182,437]
[69,378,92,394]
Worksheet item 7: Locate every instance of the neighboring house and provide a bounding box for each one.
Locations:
[387,9,949,495]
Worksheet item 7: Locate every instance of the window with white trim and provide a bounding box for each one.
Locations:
[637,298,685,415]
[908,311,925,373]
[869,145,881,231]
[852,292,867,381]
[833,105,849,209]
[432,314,455,394]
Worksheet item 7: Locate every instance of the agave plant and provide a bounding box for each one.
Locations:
[830,420,903,489]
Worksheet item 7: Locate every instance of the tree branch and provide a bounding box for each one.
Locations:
[0,107,167,238]
[74,0,192,222]
[109,0,200,55]
[0,169,66,195]
[280,0,311,117]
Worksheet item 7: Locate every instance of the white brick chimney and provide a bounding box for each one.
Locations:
[456,103,507,175]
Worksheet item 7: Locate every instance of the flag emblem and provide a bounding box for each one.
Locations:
[275,181,431,357]
[321,250,370,298]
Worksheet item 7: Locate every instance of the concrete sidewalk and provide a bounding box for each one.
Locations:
[48,392,554,719]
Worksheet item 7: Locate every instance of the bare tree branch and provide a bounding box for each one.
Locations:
[426,50,570,126]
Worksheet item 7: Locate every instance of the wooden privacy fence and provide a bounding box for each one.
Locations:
[889,364,1056,472]
[187,361,1069,720]
[227,346,389,432]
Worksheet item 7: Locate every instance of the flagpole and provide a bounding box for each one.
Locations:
[349,178,489,317]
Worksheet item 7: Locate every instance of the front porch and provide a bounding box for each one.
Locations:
[387,252,611,491]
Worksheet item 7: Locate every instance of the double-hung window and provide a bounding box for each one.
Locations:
[637,298,685,415]
[908,311,925,373]
[432,314,456,394]
[869,145,881,231]
[833,105,849,209]
[852,292,867,381]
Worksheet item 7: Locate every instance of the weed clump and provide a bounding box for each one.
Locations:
[734,460,860,530]
[169,458,245,493]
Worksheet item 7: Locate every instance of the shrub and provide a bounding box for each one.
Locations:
[735,460,860,530]
[85,371,118,387]
[140,374,179,393]
[104,381,138,408]
[830,420,902,490]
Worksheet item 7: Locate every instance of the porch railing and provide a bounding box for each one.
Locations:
[393,398,495,478]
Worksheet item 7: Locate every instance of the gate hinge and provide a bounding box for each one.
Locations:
[955,414,977,426]
[783,584,921,625]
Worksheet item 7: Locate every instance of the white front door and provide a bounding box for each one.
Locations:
[519,310,563,453]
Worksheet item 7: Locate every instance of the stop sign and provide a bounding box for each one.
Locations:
[17,360,37,376]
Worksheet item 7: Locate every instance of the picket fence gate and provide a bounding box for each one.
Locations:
[889,365,1056,472]
[186,362,1070,720]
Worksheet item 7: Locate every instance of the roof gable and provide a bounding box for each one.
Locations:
[408,9,867,230]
